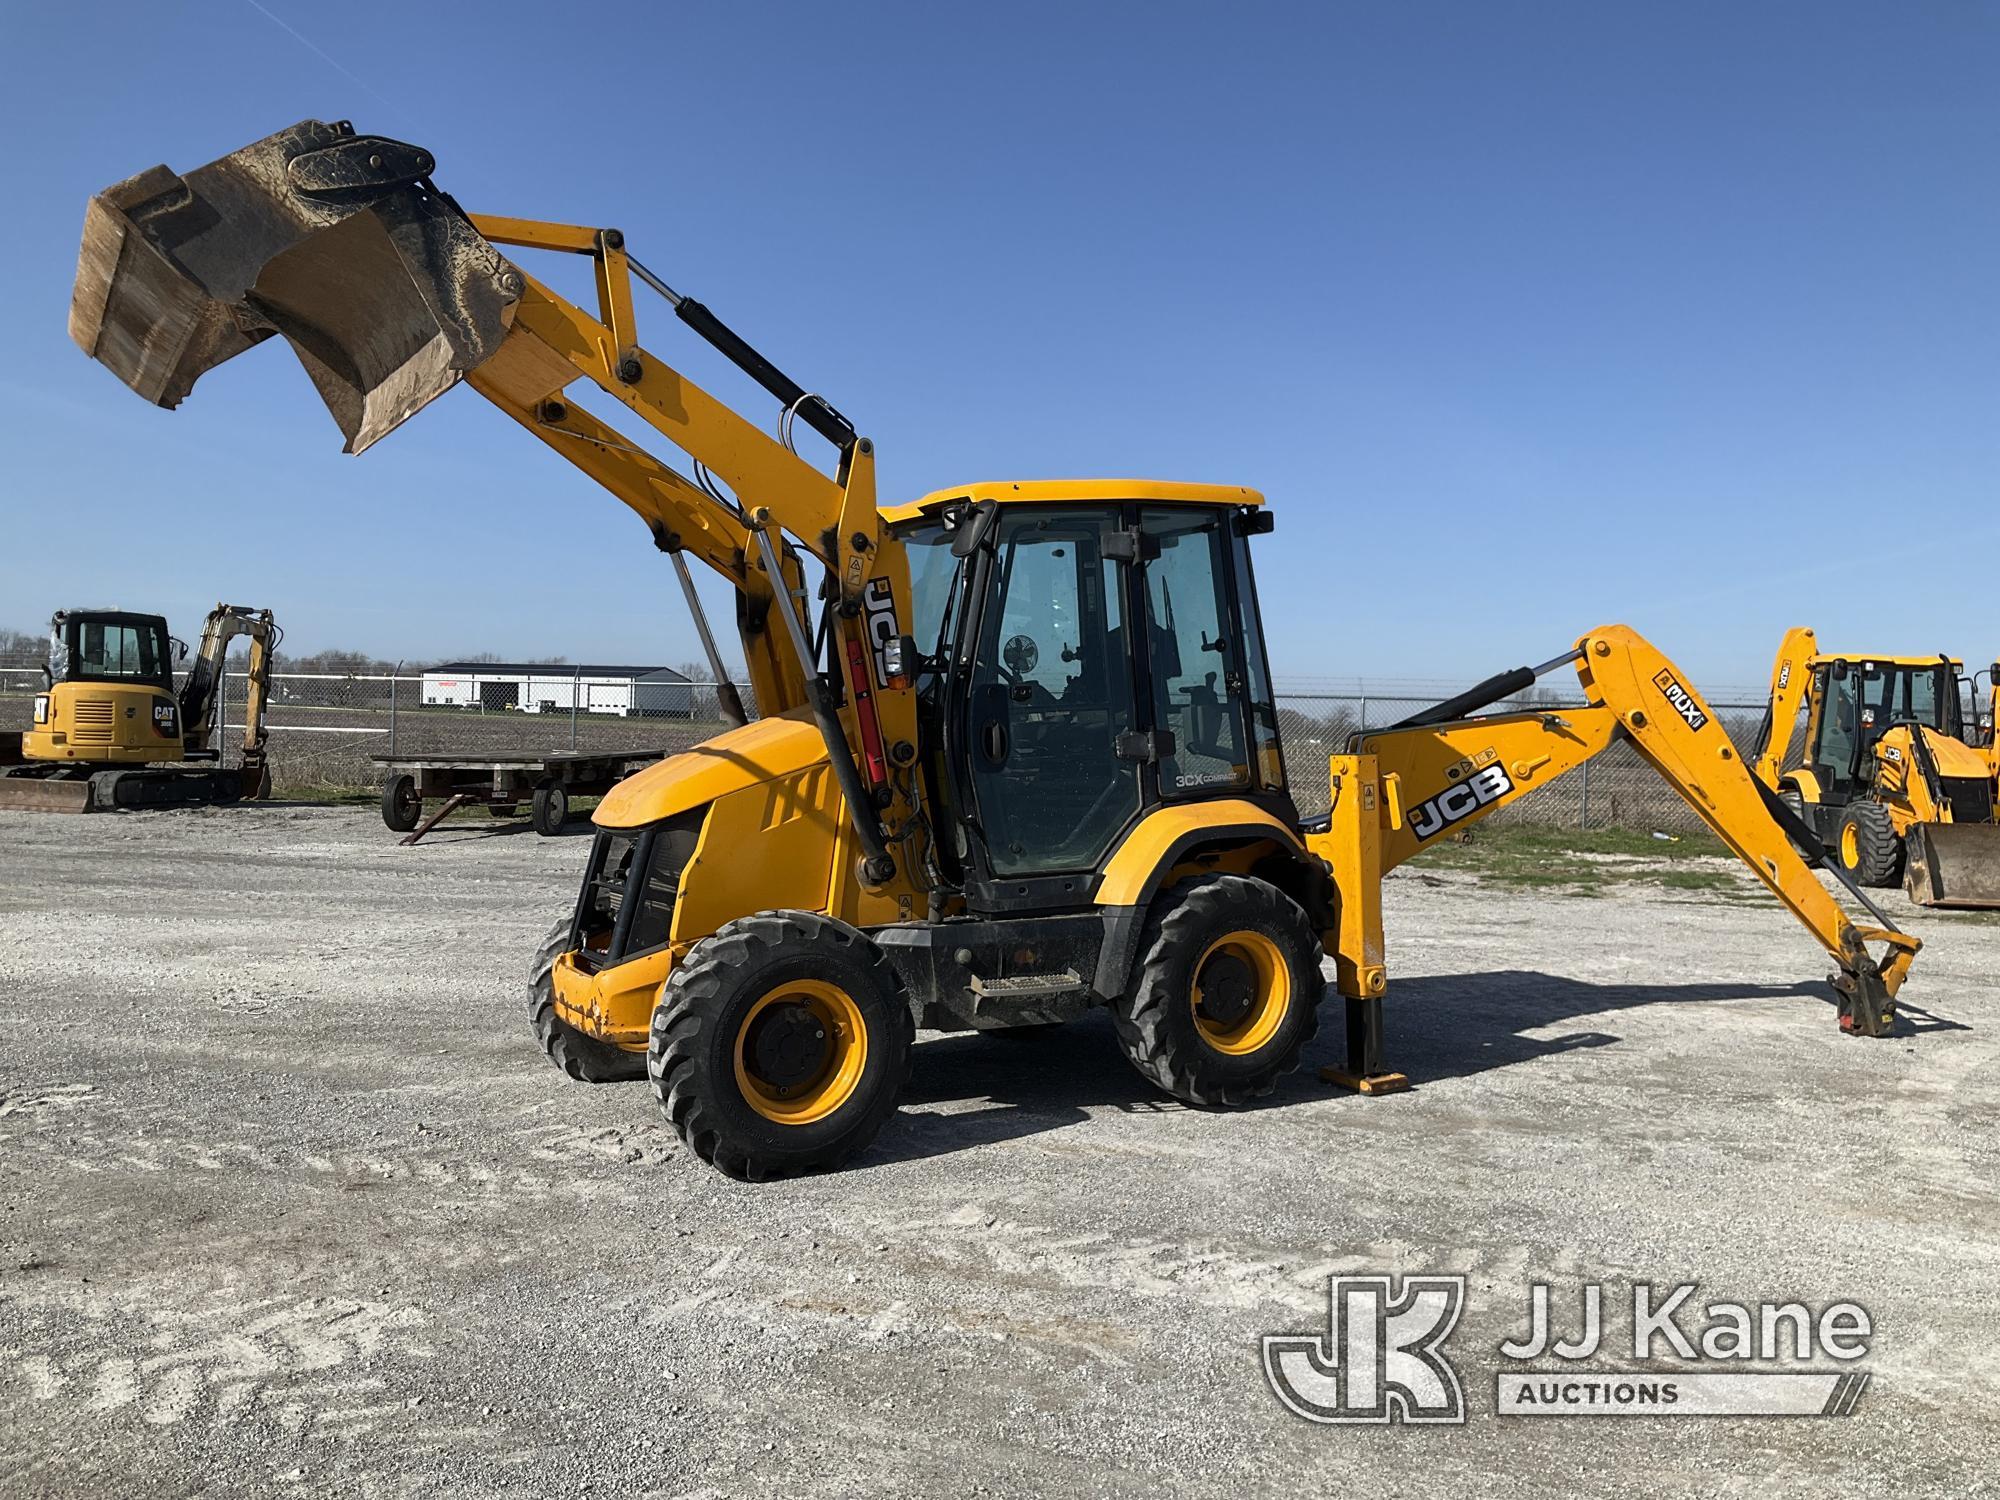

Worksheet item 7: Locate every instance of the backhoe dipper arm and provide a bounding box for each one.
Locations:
[177,604,279,795]
[1311,625,1918,1038]
[1752,626,1818,790]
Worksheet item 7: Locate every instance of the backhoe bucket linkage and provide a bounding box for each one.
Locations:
[70,119,520,454]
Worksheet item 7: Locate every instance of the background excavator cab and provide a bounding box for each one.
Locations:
[28,609,183,766]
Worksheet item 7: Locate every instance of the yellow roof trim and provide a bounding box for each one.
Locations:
[880,479,1262,526]
[1812,653,1964,669]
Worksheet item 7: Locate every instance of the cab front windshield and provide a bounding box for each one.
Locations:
[63,616,172,690]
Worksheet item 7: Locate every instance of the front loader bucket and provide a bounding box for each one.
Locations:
[70,119,521,453]
[1902,823,2000,909]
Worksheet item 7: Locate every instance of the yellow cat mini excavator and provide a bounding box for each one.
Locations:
[1753,626,2000,907]
[1,603,279,812]
[69,121,1924,1176]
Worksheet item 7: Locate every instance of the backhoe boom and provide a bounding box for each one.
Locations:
[1310,625,1918,1039]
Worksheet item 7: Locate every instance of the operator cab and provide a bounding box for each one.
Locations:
[1804,655,1961,803]
[51,610,175,693]
[892,482,1291,913]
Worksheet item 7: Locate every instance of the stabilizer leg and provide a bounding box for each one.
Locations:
[1319,995,1411,1095]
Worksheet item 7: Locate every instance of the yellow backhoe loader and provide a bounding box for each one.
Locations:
[1753,627,2000,907]
[1,603,279,812]
[69,121,1923,1177]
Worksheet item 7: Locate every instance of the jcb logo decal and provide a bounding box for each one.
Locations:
[862,578,901,687]
[1652,670,1709,732]
[1409,764,1512,842]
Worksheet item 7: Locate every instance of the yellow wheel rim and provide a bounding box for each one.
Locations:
[1190,930,1291,1056]
[733,979,868,1125]
[1839,821,1861,870]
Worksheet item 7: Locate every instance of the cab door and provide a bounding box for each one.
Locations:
[959,506,1143,879]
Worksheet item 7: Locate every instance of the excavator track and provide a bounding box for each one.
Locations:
[0,767,243,814]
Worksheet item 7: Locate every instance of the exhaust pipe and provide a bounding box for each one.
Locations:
[70,119,520,453]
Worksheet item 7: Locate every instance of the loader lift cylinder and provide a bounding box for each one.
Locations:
[747,515,896,884]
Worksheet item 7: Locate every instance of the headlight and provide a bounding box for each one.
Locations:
[32,695,49,725]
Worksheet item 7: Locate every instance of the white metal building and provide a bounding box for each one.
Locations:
[421,662,694,718]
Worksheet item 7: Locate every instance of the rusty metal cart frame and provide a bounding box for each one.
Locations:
[372,749,664,843]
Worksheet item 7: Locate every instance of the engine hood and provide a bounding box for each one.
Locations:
[592,711,828,830]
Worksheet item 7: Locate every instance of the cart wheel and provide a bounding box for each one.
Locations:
[531,780,569,836]
[381,774,421,833]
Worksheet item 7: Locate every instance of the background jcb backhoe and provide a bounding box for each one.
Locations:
[68,120,1924,1178]
[1,603,279,812]
[1753,627,2000,907]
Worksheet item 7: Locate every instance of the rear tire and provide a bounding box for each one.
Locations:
[1112,874,1323,1107]
[528,918,646,1083]
[1776,785,1809,855]
[1837,801,1904,888]
[648,912,913,1180]
[381,774,421,832]
[531,780,569,836]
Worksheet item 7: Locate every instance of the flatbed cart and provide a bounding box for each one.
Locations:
[372,749,663,844]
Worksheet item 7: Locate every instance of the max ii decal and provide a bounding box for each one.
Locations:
[1409,764,1514,842]
[1652,669,1709,732]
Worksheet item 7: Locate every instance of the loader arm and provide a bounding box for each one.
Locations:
[1752,625,1817,790]
[1313,625,1918,1037]
[69,120,916,883]
[177,604,280,797]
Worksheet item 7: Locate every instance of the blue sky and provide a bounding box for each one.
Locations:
[0,1,1993,687]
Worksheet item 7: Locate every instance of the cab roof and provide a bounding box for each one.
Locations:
[1813,652,1963,669]
[881,479,1262,527]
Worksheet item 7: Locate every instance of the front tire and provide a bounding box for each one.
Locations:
[1112,874,1323,1107]
[528,918,647,1083]
[1837,801,1903,887]
[648,912,913,1180]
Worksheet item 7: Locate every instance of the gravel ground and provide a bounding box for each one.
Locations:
[1,805,1995,1498]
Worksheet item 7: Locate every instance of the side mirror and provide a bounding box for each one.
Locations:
[171,635,188,661]
[1831,660,1850,681]
[949,499,1000,559]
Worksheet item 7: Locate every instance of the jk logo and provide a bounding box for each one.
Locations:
[1263,1275,1467,1425]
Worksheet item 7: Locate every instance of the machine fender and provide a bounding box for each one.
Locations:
[1783,768,1823,805]
[1093,801,1304,908]
[1090,802,1321,1002]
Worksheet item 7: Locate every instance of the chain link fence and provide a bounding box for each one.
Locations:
[0,659,1776,834]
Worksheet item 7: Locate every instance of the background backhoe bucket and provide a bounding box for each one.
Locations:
[1902,824,2000,908]
[69,119,520,453]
